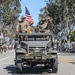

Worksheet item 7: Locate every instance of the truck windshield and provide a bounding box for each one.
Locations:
[19,35,51,41]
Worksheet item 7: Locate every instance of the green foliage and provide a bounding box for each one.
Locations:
[38,0,75,35]
[0,0,21,24]
[0,0,21,37]
[70,30,75,41]
[38,1,61,34]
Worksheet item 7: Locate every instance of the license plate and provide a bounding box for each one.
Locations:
[35,56,42,59]
[35,50,40,52]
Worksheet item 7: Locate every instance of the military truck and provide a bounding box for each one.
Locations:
[15,33,58,73]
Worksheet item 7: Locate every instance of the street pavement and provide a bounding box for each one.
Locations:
[0,50,75,75]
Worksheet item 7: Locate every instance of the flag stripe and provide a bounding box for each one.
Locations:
[25,6,34,23]
[25,16,33,22]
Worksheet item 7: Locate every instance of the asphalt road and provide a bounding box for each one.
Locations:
[0,50,75,75]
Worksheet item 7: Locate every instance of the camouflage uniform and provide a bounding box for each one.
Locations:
[16,20,29,33]
[16,15,29,33]
[16,15,29,41]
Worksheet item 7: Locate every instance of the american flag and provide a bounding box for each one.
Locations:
[25,6,34,23]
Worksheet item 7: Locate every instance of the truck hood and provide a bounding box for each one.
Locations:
[21,41,48,47]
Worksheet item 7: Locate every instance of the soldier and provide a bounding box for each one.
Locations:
[16,15,29,41]
[39,17,48,33]
[28,21,34,33]
[40,17,46,25]
[16,15,29,33]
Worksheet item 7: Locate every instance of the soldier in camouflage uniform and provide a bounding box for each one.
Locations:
[16,15,29,41]
[16,15,29,33]
[38,18,49,33]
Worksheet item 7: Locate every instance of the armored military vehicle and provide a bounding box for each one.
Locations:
[15,33,58,73]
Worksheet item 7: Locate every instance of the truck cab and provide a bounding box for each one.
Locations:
[15,33,58,73]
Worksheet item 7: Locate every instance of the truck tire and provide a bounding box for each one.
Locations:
[52,59,58,73]
[44,64,49,69]
[16,62,22,73]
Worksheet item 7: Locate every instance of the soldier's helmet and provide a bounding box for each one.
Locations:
[21,15,25,19]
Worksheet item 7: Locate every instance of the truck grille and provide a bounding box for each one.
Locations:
[29,47,45,48]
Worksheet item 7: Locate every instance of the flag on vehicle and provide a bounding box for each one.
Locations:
[25,6,34,24]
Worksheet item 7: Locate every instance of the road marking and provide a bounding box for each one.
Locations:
[58,56,70,60]
[0,63,14,65]
[59,57,75,64]
[0,56,10,62]
[59,60,69,64]
[71,60,75,62]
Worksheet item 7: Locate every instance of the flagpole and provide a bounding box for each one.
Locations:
[25,6,26,18]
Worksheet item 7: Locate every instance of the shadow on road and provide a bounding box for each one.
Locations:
[4,65,52,74]
[69,60,75,64]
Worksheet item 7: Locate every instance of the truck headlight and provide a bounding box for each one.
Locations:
[51,55,56,58]
[17,44,21,49]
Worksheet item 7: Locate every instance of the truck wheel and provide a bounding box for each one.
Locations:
[44,64,49,69]
[52,59,58,73]
[16,62,22,73]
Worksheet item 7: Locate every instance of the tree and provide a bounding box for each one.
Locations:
[0,0,21,37]
[38,0,75,35]
[57,0,75,47]
[38,0,61,34]
[70,30,75,42]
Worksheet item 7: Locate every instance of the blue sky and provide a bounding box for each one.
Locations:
[19,0,46,26]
